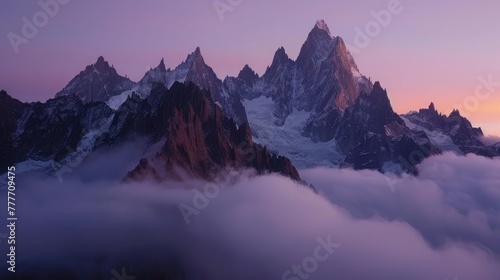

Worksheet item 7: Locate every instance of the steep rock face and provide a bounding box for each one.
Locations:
[119,82,300,181]
[224,20,389,169]
[4,20,497,177]
[55,56,135,102]
[0,90,115,170]
[262,47,295,126]
[0,90,28,170]
[1,84,300,182]
[136,58,169,98]
[296,22,364,112]
[237,64,259,86]
[336,82,439,172]
[403,103,496,157]
[224,20,372,142]
[493,143,500,155]
[136,48,248,125]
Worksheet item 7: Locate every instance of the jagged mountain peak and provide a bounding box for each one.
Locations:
[238,64,257,77]
[115,81,301,181]
[450,109,462,118]
[185,47,204,65]
[95,55,107,66]
[314,19,332,38]
[263,47,293,79]
[368,81,392,109]
[428,102,436,112]
[157,58,167,72]
[372,81,384,92]
[296,21,336,65]
[402,99,496,158]
[55,57,134,103]
[238,64,259,86]
[90,56,114,74]
[176,47,210,76]
[269,47,291,69]
[415,101,441,119]
[274,47,290,61]
[138,46,248,125]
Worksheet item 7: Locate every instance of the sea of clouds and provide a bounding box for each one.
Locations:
[0,150,499,280]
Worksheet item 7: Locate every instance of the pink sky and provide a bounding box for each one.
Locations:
[1,0,499,136]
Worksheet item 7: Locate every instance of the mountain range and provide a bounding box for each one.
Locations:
[1,20,498,181]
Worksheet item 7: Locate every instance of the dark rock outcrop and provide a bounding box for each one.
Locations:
[335,82,439,172]
[0,90,28,170]
[237,64,259,86]
[224,20,373,142]
[1,84,300,182]
[0,90,114,170]
[55,56,135,103]
[137,48,248,125]
[120,82,300,181]
[404,103,496,157]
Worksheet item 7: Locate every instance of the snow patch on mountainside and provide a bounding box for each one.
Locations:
[401,116,462,154]
[0,159,53,183]
[243,96,344,168]
[106,87,138,110]
[3,114,117,182]
[13,160,52,174]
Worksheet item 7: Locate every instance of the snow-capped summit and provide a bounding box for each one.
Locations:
[55,56,135,103]
[223,20,441,172]
[18,20,496,178]
[226,20,372,142]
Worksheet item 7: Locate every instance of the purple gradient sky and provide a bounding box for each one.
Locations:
[1,0,499,135]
